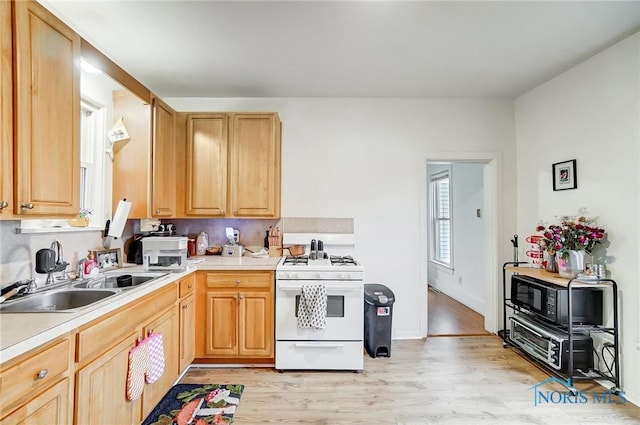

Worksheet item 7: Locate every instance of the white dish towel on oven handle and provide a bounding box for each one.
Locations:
[297,283,328,329]
[144,331,165,384]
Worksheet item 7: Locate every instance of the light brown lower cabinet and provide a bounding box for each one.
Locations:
[141,306,179,419]
[196,271,274,361]
[0,336,72,424]
[74,283,179,424]
[0,378,71,424]
[179,293,196,372]
[75,332,141,425]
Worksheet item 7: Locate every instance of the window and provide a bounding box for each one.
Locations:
[79,98,107,226]
[430,170,452,267]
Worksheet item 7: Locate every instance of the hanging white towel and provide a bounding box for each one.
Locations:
[297,283,328,329]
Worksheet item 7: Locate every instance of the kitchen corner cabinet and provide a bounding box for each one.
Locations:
[13,0,81,216]
[179,273,196,373]
[111,90,151,219]
[0,0,13,219]
[184,112,281,218]
[151,97,176,217]
[112,93,177,218]
[195,270,274,361]
[141,305,179,419]
[0,336,73,424]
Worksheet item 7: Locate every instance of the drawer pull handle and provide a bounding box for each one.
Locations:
[235,280,240,284]
[20,202,34,210]
[37,369,48,379]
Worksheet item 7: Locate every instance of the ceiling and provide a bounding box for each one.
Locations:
[42,1,640,99]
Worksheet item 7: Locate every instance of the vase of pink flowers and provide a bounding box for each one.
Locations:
[536,209,606,278]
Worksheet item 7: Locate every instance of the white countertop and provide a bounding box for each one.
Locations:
[0,255,280,365]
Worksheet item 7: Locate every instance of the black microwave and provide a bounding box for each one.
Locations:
[510,275,603,326]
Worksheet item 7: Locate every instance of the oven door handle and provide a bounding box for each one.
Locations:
[278,283,361,292]
[512,317,544,338]
[294,342,345,349]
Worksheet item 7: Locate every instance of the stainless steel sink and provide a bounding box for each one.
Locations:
[72,271,167,290]
[0,289,117,313]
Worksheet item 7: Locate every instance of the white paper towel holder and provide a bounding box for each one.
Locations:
[102,199,132,249]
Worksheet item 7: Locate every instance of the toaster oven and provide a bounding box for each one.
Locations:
[509,314,593,372]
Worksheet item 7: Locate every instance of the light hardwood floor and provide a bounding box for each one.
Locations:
[428,287,491,336]
[182,337,639,424]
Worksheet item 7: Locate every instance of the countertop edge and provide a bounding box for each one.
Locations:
[0,258,280,364]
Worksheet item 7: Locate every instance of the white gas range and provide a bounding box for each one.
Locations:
[275,233,364,372]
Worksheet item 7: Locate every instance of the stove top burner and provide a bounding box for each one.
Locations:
[330,255,358,266]
[283,255,309,265]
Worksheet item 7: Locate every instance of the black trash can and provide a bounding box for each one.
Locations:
[364,284,395,358]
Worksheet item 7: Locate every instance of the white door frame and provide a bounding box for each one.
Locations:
[420,152,502,337]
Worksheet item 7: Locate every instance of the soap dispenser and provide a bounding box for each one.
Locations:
[83,251,98,275]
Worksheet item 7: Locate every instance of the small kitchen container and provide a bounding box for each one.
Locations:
[142,236,188,272]
[364,284,396,358]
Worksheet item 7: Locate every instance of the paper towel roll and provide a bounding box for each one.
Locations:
[108,200,132,239]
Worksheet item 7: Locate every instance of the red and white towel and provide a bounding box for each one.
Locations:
[125,332,165,400]
[145,332,165,384]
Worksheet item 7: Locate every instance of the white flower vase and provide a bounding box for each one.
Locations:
[556,250,586,279]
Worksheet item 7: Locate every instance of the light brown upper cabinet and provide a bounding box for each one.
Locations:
[112,93,177,219]
[151,97,176,217]
[0,0,12,219]
[13,0,81,216]
[185,112,281,218]
[111,90,151,219]
[185,114,228,216]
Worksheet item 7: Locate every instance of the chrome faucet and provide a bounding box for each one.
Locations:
[50,240,69,279]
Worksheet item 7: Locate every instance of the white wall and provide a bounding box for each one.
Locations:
[166,97,517,339]
[428,163,485,315]
[515,32,640,404]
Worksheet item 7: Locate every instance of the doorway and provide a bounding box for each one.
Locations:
[423,157,497,337]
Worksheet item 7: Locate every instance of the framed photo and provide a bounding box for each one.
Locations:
[93,248,122,271]
[552,159,577,191]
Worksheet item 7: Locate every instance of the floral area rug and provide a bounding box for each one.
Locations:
[142,384,244,425]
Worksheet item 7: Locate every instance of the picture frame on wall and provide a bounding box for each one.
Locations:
[552,159,577,191]
[93,248,122,271]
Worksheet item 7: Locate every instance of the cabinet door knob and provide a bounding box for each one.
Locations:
[156,209,160,214]
[232,295,237,300]
[220,209,225,215]
[0,200,8,210]
[20,202,34,210]
[235,279,240,284]
[37,369,48,379]
[182,304,188,310]
[239,295,244,300]
[188,283,193,289]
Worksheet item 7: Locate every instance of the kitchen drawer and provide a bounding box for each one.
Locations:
[275,341,363,371]
[77,283,177,363]
[0,337,70,412]
[205,271,273,289]
[179,273,196,298]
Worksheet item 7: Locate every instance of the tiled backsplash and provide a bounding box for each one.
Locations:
[1,217,353,287]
